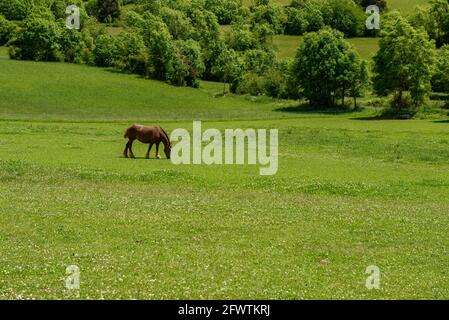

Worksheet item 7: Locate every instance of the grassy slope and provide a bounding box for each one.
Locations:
[0,48,300,122]
[274,35,380,60]
[1,48,449,298]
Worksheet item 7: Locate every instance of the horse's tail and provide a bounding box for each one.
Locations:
[159,127,171,146]
[124,125,134,139]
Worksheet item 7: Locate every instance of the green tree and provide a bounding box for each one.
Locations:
[410,0,449,48]
[321,0,365,37]
[115,32,148,75]
[373,12,436,111]
[140,13,175,81]
[251,0,286,35]
[97,0,121,23]
[0,14,15,45]
[0,0,30,20]
[204,0,246,25]
[432,45,449,93]
[211,48,243,94]
[291,27,367,107]
[160,7,193,40]
[168,39,205,87]
[93,33,118,66]
[9,17,62,61]
[226,22,258,51]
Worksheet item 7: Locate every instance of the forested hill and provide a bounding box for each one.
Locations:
[1,0,447,115]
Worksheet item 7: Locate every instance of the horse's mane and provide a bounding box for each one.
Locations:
[160,127,171,147]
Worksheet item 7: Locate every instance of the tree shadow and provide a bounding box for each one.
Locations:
[352,111,416,121]
[275,102,356,115]
[105,68,147,79]
[117,156,160,160]
[432,120,449,123]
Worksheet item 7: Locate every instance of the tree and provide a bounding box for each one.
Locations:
[432,45,449,93]
[409,0,449,48]
[9,17,62,61]
[320,0,366,37]
[160,7,193,40]
[93,33,118,66]
[115,32,148,75]
[204,0,246,25]
[211,48,243,94]
[96,0,121,23]
[168,39,205,87]
[59,27,88,63]
[251,1,286,35]
[140,13,175,81]
[373,12,436,111]
[291,27,367,107]
[226,22,258,51]
[0,0,29,20]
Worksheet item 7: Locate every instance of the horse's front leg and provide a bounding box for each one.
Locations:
[128,140,135,158]
[155,142,161,159]
[123,142,129,158]
[145,143,153,159]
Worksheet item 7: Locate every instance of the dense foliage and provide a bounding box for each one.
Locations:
[373,12,436,111]
[1,0,449,113]
[292,28,368,107]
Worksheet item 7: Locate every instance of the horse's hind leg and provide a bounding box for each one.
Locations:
[155,143,161,159]
[145,143,153,159]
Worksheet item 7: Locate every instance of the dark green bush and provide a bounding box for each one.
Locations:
[9,17,62,61]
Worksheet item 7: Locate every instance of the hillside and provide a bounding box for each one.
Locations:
[0,47,300,122]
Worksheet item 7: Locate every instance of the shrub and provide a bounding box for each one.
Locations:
[96,0,121,23]
[93,33,118,67]
[284,7,308,35]
[0,14,15,45]
[160,7,193,40]
[321,0,365,37]
[292,28,368,107]
[0,0,29,21]
[432,45,449,93]
[115,32,148,75]
[9,17,63,61]
[204,0,245,25]
[168,39,205,87]
[226,22,258,51]
[59,28,88,63]
[373,12,436,111]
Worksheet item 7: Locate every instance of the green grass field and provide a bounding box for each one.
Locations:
[2,43,449,299]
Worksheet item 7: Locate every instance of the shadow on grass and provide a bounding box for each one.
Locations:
[105,68,147,79]
[275,102,356,115]
[432,119,449,123]
[352,111,416,121]
[117,156,163,160]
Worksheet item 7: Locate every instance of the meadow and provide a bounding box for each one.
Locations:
[1,43,449,299]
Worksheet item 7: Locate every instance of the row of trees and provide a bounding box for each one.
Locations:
[1,0,449,112]
[292,8,449,112]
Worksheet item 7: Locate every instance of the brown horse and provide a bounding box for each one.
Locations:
[123,124,171,159]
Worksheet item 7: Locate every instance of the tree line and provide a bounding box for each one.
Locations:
[1,0,449,114]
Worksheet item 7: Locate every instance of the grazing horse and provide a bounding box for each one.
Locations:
[123,124,171,159]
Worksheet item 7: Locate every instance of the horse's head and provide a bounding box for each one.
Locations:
[164,141,172,159]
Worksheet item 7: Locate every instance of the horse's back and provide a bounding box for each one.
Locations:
[125,124,168,144]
